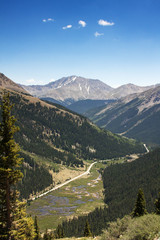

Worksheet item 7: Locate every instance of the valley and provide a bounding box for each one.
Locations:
[27,161,105,231]
[0,73,160,239]
[27,152,143,232]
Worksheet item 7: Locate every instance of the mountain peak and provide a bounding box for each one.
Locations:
[23,76,113,104]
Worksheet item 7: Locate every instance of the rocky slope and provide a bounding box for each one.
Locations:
[22,76,113,105]
[86,86,160,146]
[0,73,28,94]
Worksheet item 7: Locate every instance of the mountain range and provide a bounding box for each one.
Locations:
[86,86,160,147]
[22,75,156,106]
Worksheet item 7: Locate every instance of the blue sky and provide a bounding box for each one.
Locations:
[0,0,160,87]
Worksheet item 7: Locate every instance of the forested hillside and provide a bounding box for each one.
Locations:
[17,152,53,199]
[67,99,114,115]
[102,147,160,219]
[57,148,160,237]
[0,90,145,162]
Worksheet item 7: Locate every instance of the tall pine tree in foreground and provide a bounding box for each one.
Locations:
[132,188,147,217]
[0,91,35,239]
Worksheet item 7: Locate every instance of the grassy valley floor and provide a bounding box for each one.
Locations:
[27,162,106,231]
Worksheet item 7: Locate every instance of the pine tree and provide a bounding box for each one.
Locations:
[43,229,52,240]
[55,224,64,238]
[34,216,40,240]
[132,188,147,217]
[155,192,160,215]
[84,220,92,237]
[0,91,35,239]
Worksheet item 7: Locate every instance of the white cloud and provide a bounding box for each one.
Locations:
[78,20,86,27]
[42,18,54,23]
[26,78,36,84]
[94,32,104,37]
[49,78,55,83]
[98,19,115,26]
[62,25,72,30]
[48,18,54,22]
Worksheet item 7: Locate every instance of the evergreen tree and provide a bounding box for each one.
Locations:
[43,229,53,240]
[132,188,147,217]
[34,215,41,240]
[55,224,64,238]
[0,92,35,239]
[10,200,35,239]
[84,220,92,237]
[155,192,160,215]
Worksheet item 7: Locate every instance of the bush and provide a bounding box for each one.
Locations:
[101,214,160,240]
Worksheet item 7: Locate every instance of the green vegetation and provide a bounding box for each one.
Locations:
[34,216,40,240]
[17,152,53,200]
[155,192,160,215]
[132,188,147,217]
[57,149,160,237]
[0,92,35,239]
[102,148,160,221]
[100,214,160,240]
[83,220,92,237]
[0,91,145,162]
[27,163,105,231]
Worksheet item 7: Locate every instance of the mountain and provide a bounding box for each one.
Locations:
[22,76,113,105]
[105,83,154,99]
[86,86,160,146]
[0,73,28,94]
[67,99,115,115]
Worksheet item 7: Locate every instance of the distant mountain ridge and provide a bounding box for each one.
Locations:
[86,86,160,146]
[22,75,157,106]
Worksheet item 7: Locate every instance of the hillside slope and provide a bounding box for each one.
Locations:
[86,86,160,146]
[103,147,160,220]
[67,99,115,115]
[0,73,28,94]
[0,90,145,161]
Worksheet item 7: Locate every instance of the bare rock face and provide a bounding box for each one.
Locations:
[0,73,28,94]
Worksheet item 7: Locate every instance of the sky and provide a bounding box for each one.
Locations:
[0,0,160,87]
